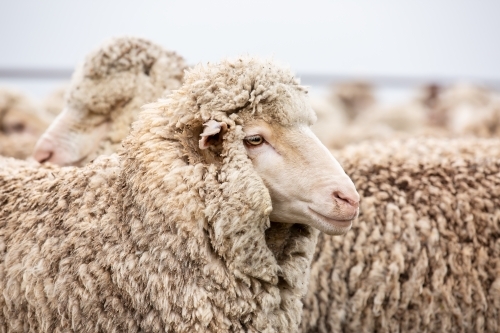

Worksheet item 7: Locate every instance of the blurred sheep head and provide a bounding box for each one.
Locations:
[0,88,53,159]
[33,36,186,166]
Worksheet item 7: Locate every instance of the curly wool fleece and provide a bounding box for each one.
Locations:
[64,36,187,164]
[301,138,500,333]
[0,56,319,333]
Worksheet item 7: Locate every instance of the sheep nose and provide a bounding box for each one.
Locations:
[33,139,55,163]
[333,190,360,209]
[33,148,53,163]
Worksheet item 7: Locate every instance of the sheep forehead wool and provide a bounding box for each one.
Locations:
[1,56,319,332]
[170,56,316,126]
[302,137,500,333]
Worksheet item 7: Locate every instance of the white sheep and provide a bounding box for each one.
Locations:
[330,81,376,122]
[33,36,187,166]
[0,56,359,333]
[434,83,495,134]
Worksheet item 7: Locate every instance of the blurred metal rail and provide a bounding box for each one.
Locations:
[0,68,73,79]
[1,68,500,90]
[298,73,500,90]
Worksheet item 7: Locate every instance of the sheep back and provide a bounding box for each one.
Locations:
[302,138,500,333]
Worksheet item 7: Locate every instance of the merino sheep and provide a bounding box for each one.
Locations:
[328,102,431,149]
[0,56,360,333]
[0,87,53,159]
[460,100,500,138]
[33,36,187,166]
[331,81,375,121]
[309,82,375,147]
[301,137,500,333]
[436,83,494,134]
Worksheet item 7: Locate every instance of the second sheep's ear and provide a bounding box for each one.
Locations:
[199,120,228,150]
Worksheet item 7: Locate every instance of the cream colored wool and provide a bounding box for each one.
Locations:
[42,36,187,166]
[0,87,52,159]
[0,57,320,333]
[301,137,500,333]
[434,83,494,134]
[331,81,375,121]
[462,103,500,138]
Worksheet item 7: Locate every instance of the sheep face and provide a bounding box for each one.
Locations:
[243,119,359,235]
[32,105,111,166]
[0,90,51,159]
[2,108,34,136]
[201,116,360,236]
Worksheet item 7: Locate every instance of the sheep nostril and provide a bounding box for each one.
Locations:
[33,150,54,164]
[333,191,359,208]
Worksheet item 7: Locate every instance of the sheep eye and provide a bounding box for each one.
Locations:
[244,135,264,146]
[4,123,25,134]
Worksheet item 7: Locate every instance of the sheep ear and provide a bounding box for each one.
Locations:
[199,120,228,150]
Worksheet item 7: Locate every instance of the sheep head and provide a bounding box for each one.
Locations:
[0,88,52,159]
[32,36,186,166]
[198,114,359,237]
[179,58,360,237]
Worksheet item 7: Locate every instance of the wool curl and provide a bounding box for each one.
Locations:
[1,56,319,333]
[63,36,187,165]
[301,137,500,333]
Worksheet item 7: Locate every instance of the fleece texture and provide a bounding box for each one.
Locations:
[64,36,187,165]
[0,56,319,333]
[301,137,500,333]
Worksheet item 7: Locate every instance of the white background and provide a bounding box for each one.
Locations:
[1,0,499,99]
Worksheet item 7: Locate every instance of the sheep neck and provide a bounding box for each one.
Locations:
[265,222,294,260]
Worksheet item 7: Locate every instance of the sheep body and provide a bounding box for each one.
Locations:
[1,57,322,333]
[302,137,500,333]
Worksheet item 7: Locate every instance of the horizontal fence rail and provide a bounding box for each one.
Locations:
[298,73,500,90]
[1,68,500,90]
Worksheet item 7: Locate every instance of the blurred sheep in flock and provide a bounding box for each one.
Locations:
[310,80,500,149]
[33,36,186,166]
[0,87,58,159]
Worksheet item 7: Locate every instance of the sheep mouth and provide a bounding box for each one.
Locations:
[308,207,354,229]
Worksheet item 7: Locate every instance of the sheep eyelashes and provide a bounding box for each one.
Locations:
[199,119,228,149]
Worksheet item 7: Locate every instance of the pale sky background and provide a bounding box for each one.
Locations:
[0,0,499,100]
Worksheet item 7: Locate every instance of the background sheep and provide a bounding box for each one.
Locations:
[330,81,376,122]
[33,36,187,166]
[436,83,494,134]
[301,137,500,333]
[0,87,54,159]
[0,56,359,333]
[310,81,376,148]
